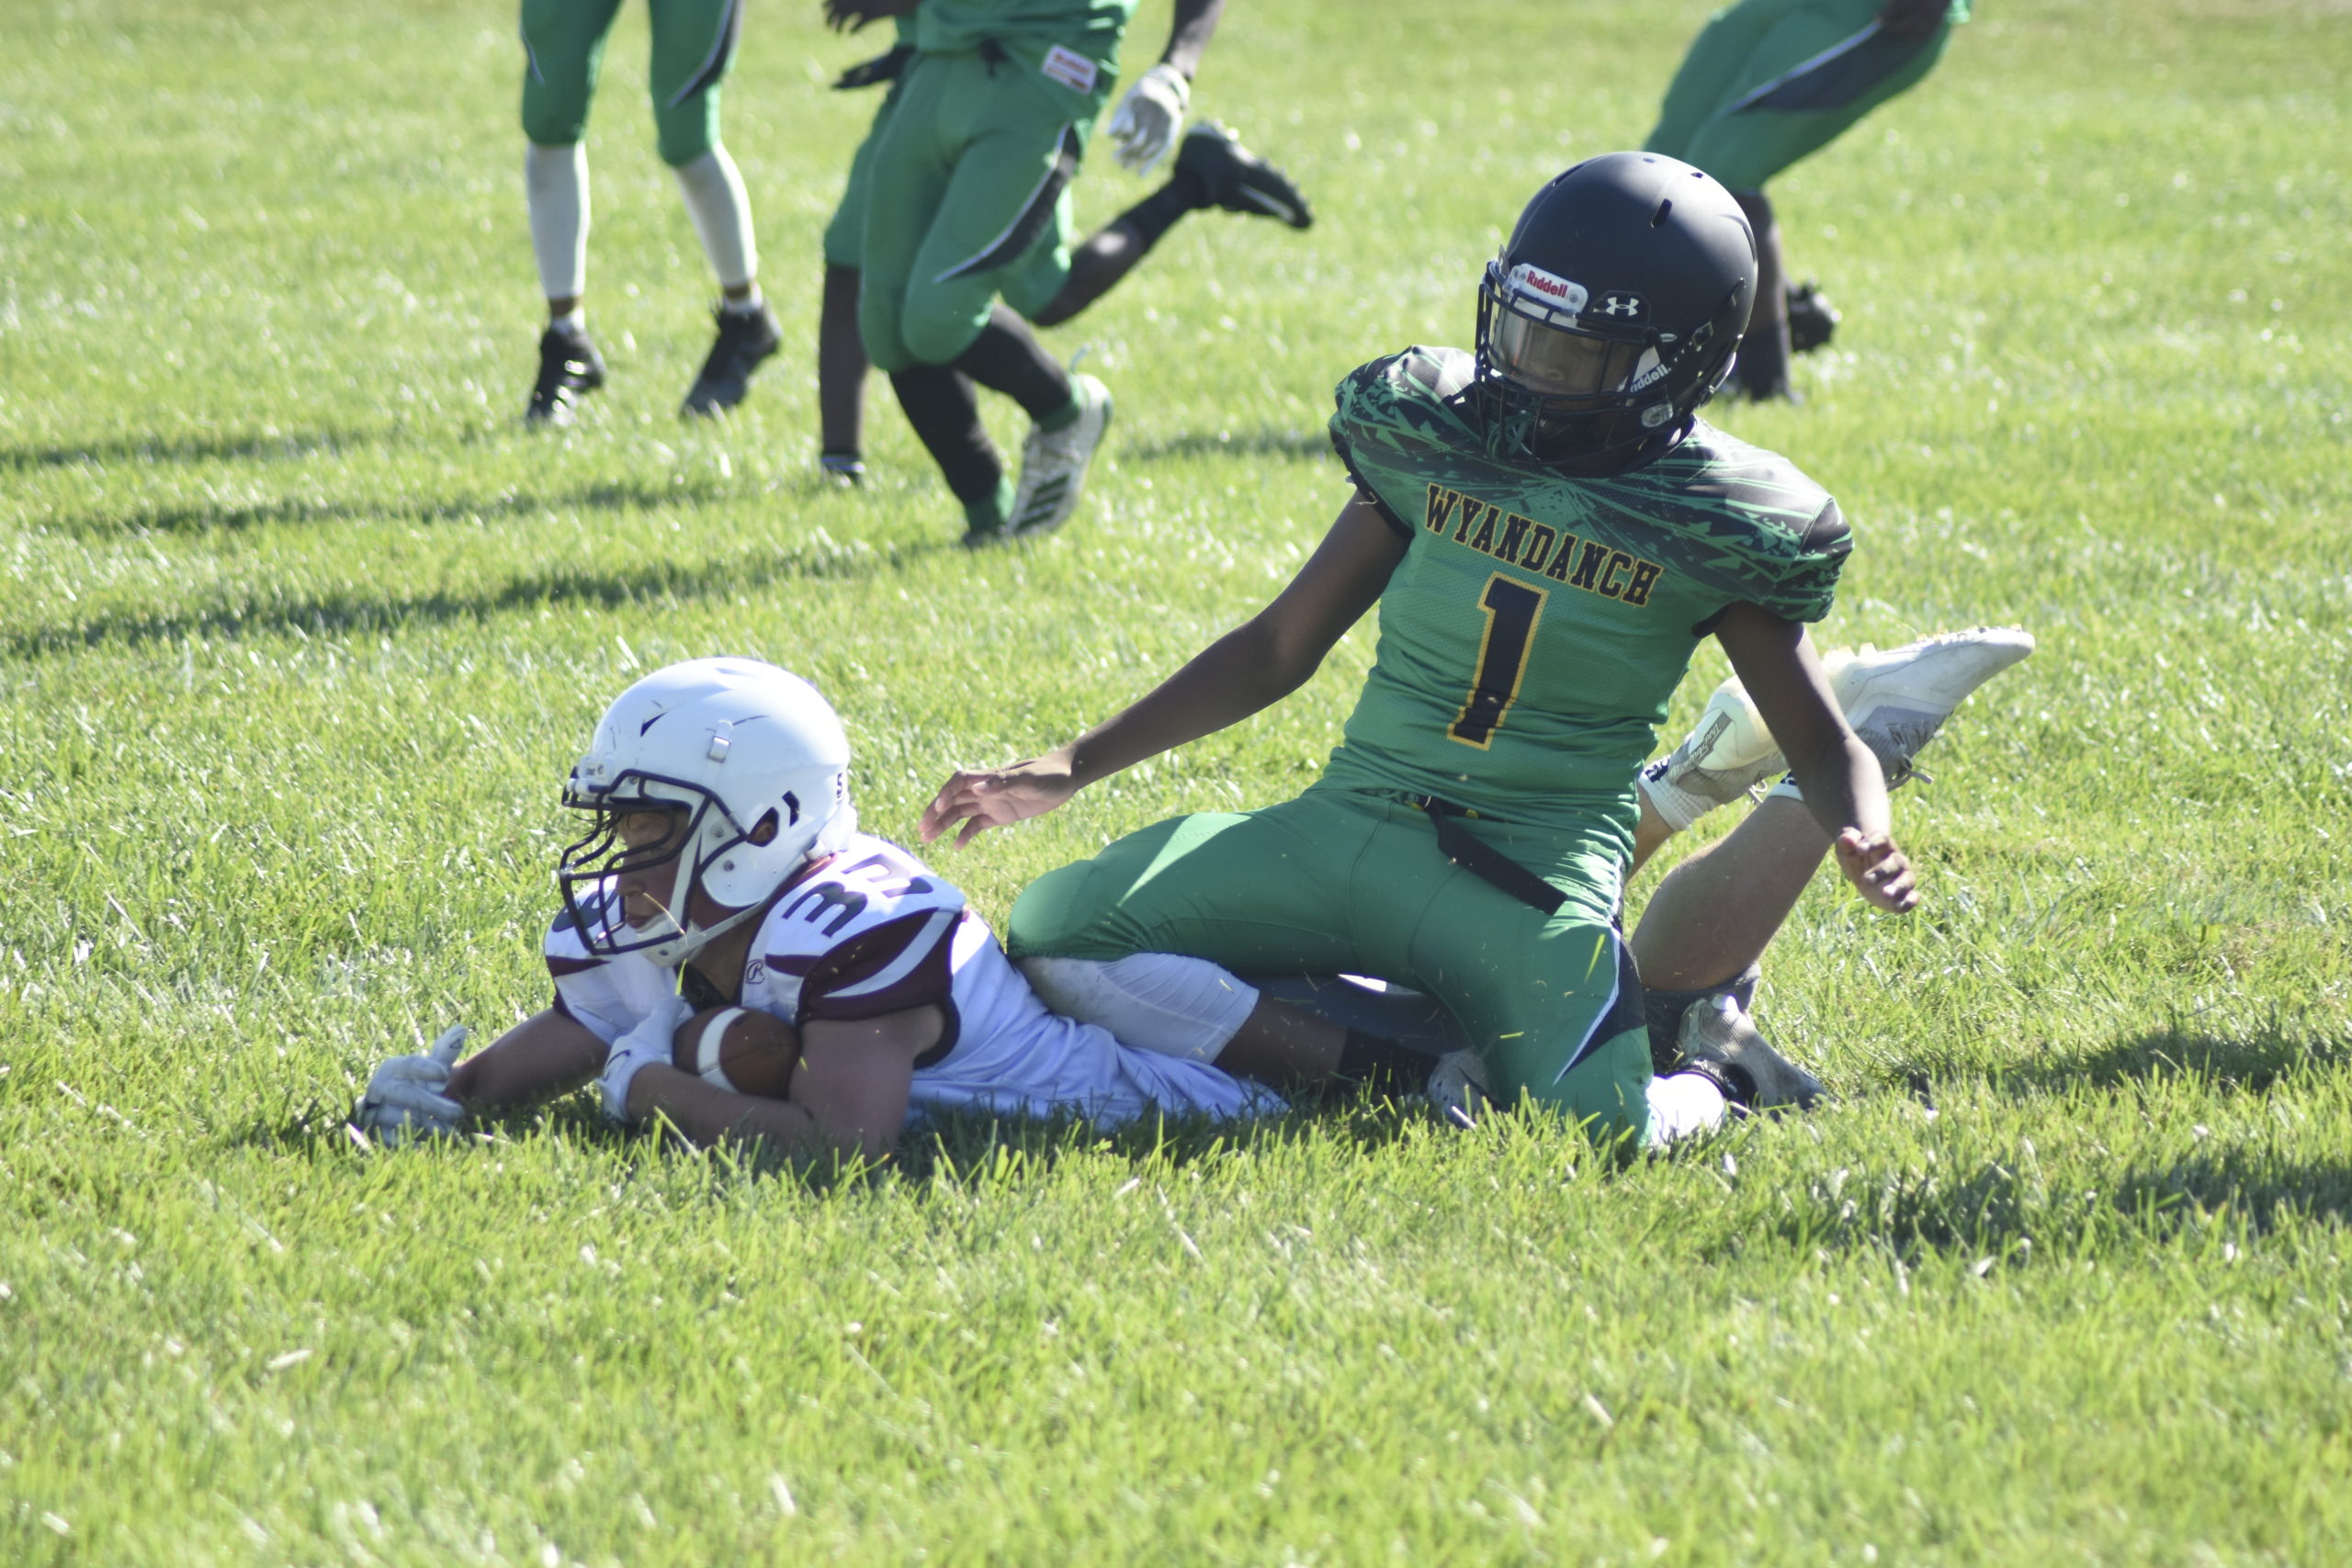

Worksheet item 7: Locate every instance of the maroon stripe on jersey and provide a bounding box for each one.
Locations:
[760,952,822,979]
[799,910,956,1021]
[547,955,605,978]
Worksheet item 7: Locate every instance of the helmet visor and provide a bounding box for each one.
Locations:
[1490,311,1654,405]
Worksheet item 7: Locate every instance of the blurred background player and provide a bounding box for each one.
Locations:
[1643,0,1969,401]
[820,0,1313,541]
[519,0,786,424]
[353,660,1279,1163]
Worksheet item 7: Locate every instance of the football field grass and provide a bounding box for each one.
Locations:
[4,0,2350,1561]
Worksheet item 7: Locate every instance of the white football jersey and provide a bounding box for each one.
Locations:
[546,832,1275,1126]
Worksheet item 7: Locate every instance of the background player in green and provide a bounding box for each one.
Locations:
[1645,0,1969,400]
[519,0,785,423]
[821,0,1312,539]
[922,154,1926,1145]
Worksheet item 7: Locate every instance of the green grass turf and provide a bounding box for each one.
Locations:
[4,0,2350,1561]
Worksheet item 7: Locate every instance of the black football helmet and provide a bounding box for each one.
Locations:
[1475,152,1757,471]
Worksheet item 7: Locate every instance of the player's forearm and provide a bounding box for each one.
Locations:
[447,1009,605,1111]
[625,1064,866,1165]
[1159,0,1226,78]
[1783,731,1893,843]
[1064,615,1318,788]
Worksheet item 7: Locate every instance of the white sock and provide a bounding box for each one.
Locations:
[548,305,585,335]
[1637,761,1717,834]
[673,146,759,293]
[1645,1069,1731,1145]
[526,142,590,302]
[1018,953,1261,1064]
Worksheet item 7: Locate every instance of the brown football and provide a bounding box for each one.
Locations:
[671,1005,802,1100]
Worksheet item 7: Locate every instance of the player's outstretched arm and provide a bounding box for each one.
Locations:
[1106,0,1225,169]
[922,493,1407,848]
[445,1008,608,1111]
[1716,604,1918,914]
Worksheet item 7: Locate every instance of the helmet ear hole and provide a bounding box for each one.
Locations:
[748,809,781,848]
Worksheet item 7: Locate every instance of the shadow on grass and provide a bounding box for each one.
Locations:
[32,476,748,540]
[1122,427,1336,465]
[1994,1022,2349,1099]
[5,535,941,658]
[1,427,388,473]
[222,1090,1442,1192]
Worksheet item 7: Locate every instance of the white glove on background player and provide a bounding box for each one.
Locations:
[1106,62,1190,173]
[354,1026,470,1145]
[600,994,695,1125]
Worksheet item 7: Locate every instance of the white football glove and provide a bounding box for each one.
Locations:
[354,1026,470,1146]
[600,994,695,1125]
[1106,62,1190,174]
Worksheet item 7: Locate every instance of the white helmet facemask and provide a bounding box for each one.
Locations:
[556,659,857,969]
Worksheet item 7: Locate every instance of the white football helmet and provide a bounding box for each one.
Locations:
[558,658,857,967]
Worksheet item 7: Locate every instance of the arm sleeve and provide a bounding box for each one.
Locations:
[798,908,962,1022]
[1756,498,1852,624]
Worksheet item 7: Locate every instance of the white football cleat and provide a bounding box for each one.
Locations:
[1001,372,1113,541]
[1425,1048,1492,1130]
[1675,996,1824,1112]
[1824,626,2036,786]
[1638,673,1785,829]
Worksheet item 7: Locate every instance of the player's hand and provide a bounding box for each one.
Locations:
[599,995,695,1125]
[920,752,1081,848]
[1106,62,1190,174]
[1834,829,1919,913]
[824,0,917,35]
[354,1026,469,1146]
[1877,0,1950,40]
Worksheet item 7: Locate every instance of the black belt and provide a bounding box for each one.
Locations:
[1413,795,1566,917]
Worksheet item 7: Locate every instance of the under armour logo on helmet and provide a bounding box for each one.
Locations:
[1598,293,1645,319]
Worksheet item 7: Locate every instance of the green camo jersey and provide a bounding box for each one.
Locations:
[1319,346,1852,849]
[917,0,1136,114]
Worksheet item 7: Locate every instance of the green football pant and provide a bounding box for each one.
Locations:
[1005,788,1656,1142]
[823,80,905,268]
[520,0,742,168]
[1645,0,1955,192]
[857,49,1084,370]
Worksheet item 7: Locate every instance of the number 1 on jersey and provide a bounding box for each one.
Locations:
[1449,574,1548,749]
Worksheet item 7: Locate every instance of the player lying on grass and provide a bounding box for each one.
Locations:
[923,152,2030,1146]
[354,659,1278,1166]
[814,5,1312,499]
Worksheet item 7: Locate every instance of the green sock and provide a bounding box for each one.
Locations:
[1036,392,1082,434]
[964,478,1015,532]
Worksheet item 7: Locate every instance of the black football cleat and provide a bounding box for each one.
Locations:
[526,324,606,426]
[680,303,782,417]
[1174,122,1314,230]
[1786,280,1839,355]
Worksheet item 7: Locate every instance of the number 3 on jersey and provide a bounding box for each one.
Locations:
[1449,574,1547,749]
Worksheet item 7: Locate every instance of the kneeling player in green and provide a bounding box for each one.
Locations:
[518,0,784,423]
[923,154,1922,1146]
[1645,0,1968,400]
[822,0,1313,539]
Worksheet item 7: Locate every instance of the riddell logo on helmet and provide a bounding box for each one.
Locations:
[1506,264,1588,315]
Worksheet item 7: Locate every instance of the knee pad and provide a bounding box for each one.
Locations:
[898,293,990,368]
[1642,965,1760,1073]
[1018,953,1260,1064]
